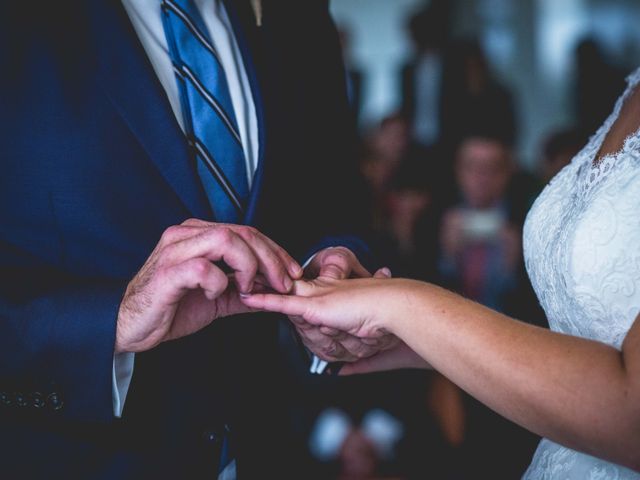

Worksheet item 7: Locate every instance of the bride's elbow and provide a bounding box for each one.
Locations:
[609,390,640,472]
[623,409,640,472]
[623,450,640,474]
[631,429,640,472]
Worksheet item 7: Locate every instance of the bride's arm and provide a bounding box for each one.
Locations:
[392,281,640,472]
[242,278,640,471]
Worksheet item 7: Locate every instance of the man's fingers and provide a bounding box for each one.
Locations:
[298,330,355,362]
[348,258,371,279]
[317,247,371,280]
[158,222,301,294]
[317,247,352,279]
[160,228,258,293]
[159,257,228,303]
[373,267,392,279]
[230,227,296,294]
[254,233,303,279]
[289,315,308,327]
[180,218,206,227]
[318,263,349,280]
[336,335,378,360]
[319,325,343,337]
[158,224,202,247]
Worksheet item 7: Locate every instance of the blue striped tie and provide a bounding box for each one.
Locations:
[162,0,249,223]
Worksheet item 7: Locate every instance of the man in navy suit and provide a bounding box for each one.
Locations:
[0,0,391,477]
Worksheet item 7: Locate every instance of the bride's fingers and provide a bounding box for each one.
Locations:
[339,346,410,376]
[240,292,311,318]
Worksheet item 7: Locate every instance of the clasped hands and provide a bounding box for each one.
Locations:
[115,219,399,368]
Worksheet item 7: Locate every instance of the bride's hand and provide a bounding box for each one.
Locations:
[340,341,430,375]
[241,277,381,338]
[240,273,415,340]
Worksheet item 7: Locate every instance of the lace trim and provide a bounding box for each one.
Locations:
[578,66,640,197]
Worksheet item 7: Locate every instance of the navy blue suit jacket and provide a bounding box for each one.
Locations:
[0,0,370,477]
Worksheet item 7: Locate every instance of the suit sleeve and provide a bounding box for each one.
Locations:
[0,254,126,424]
[289,0,375,270]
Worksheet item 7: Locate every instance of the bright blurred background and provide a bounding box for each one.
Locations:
[331,0,640,168]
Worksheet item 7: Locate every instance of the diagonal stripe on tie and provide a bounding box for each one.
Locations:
[161,0,249,224]
[192,138,244,213]
[179,64,243,145]
[163,0,221,61]
[162,0,238,126]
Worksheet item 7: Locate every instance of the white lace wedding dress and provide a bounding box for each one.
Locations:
[521,68,640,479]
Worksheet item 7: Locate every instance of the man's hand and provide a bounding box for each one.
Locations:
[291,247,399,362]
[115,219,302,353]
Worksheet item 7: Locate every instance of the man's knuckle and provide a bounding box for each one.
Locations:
[244,225,259,237]
[158,242,179,262]
[325,252,349,266]
[263,248,281,267]
[355,347,371,359]
[325,250,346,260]
[190,258,210,276]
[153,264,171,282]
[181,218,206,226]
[160,225,182,243]
[322,343,339,357]
[210,273,228,292]
[213,227,234,245]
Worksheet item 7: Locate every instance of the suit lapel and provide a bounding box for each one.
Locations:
[88,0,212,220]
[222,0,268,225]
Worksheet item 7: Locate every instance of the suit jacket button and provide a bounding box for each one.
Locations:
[15,392,27,407]
[0,392,12,407]
[31,392,45,409]
[47,392,64,411]
[202,430,220,444]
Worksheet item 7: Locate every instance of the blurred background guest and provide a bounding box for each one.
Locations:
[439,39,517,149]
[361,151,438,282]
[401,1,453,148]
[438,135,520,310]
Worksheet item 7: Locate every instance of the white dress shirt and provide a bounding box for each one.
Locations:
[114,0,259,419]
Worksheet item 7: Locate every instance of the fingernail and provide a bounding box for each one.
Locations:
[380,267,392,277]
[292,264,303,278]
[284,276,293,292]
[239,292,252,299]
